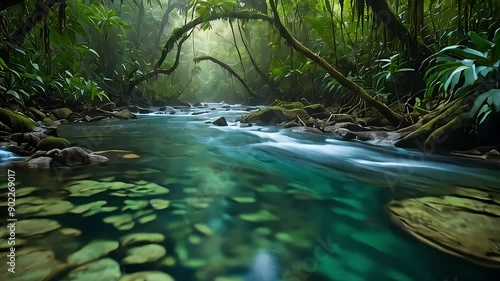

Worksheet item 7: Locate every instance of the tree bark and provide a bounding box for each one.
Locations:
[193,55,257,98]
[269,0,404,126]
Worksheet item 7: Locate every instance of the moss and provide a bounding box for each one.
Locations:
[303,104,326,115]
[278,101,305,109]
[28,107,47,121]
[0,108,37,133]
[50,108,72,120]
[36,137,70,151]
[241,106,309,124]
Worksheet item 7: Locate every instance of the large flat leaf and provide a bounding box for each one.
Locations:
[468,32,494,54]
[486,89,500,112]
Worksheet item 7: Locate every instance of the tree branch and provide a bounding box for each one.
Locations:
[193,55,256,98]
[268,0,404,126]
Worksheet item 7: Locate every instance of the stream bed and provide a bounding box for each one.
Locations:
[1,104,499,281]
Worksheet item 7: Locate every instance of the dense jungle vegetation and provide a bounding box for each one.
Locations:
[0,0,499,151]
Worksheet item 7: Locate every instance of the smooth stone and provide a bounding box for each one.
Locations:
[119,271,174,281]
[122,244,166,264]
[150,199,170,210]
[239,210,278,222]
[194,223,214,236]
[120,233,165,247]
[122,199,149,211]
[62,258,120,281]
[17,219,61,237]
[67,240,119,266]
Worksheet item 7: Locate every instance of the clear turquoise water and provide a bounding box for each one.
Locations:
[1,105,499,281]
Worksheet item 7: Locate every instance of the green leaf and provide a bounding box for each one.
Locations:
[7,90,21,101]
[469,91,491,117]
[468,32,494,54]
[477,104,492,125]
[486,89,500,112]
[493,28,500,61]
[441,45,486,60]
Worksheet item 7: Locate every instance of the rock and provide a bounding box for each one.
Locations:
[71,201,108,215]
[103,213,135,230]
[277,101,305,109]
[17,218,61,237]
[1,248,67,281]
[28,107,48,121]
[241,106,309,125]
[289,126,322,134]
[323,122,371,133]
[119,271,174,281]
[120,233,165,247]
[99,102,116,111]
[239,210,278,222]
[51,107,73,120]
[212,117,228,126]
[150,199,170,210]
[303,104,326,115]
[115,109,134,119]
[35,137,70,151]
[122,199,149,211]
[122,244,166,264]
[194,223,214,236]
[67,240,119,266]
[388,195,500,268]
[231,195,256,204]
[0,107,37,132]
[62,258,120,281]
[25,156,53,168]
[137,213,157,224]
[192,111,209,115]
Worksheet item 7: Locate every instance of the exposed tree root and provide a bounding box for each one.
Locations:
[395,98,472,149]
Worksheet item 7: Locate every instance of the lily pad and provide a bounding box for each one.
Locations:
[120,233,165,247]
[67,240,119,266]
[122,244,166,264]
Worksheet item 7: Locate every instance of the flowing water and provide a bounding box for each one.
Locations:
[1,104,499,281]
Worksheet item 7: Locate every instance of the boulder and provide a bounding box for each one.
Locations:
[388,195,500,268]
[36,137,70,151]
[51,108,73,120]
[241,106,309,125]
[0,107,37,132]
[99,102,116,111]
[114,109,134,119]
[212,117,228,126]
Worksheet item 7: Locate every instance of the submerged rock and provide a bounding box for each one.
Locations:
[119,271,175,281]
[62,258,120,281]
[120,233,165,247]
[50,107,72,120]
[1,248,67,281]
[122,244,166,264]
[67,240,119,266]
[239,210,279,222]
[17,218,61,237]
[388,195,500,268]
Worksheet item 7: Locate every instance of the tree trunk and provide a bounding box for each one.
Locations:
[269,0,404,126]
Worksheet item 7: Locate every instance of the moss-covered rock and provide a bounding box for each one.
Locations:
[279,101,305,109]
[28,107,48,121]
[36,137,70,151]
[303,104,327,115]
[241,106,309,125]
[0,108,37,132]
[50,107,72,120]
[115,109,134,119]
